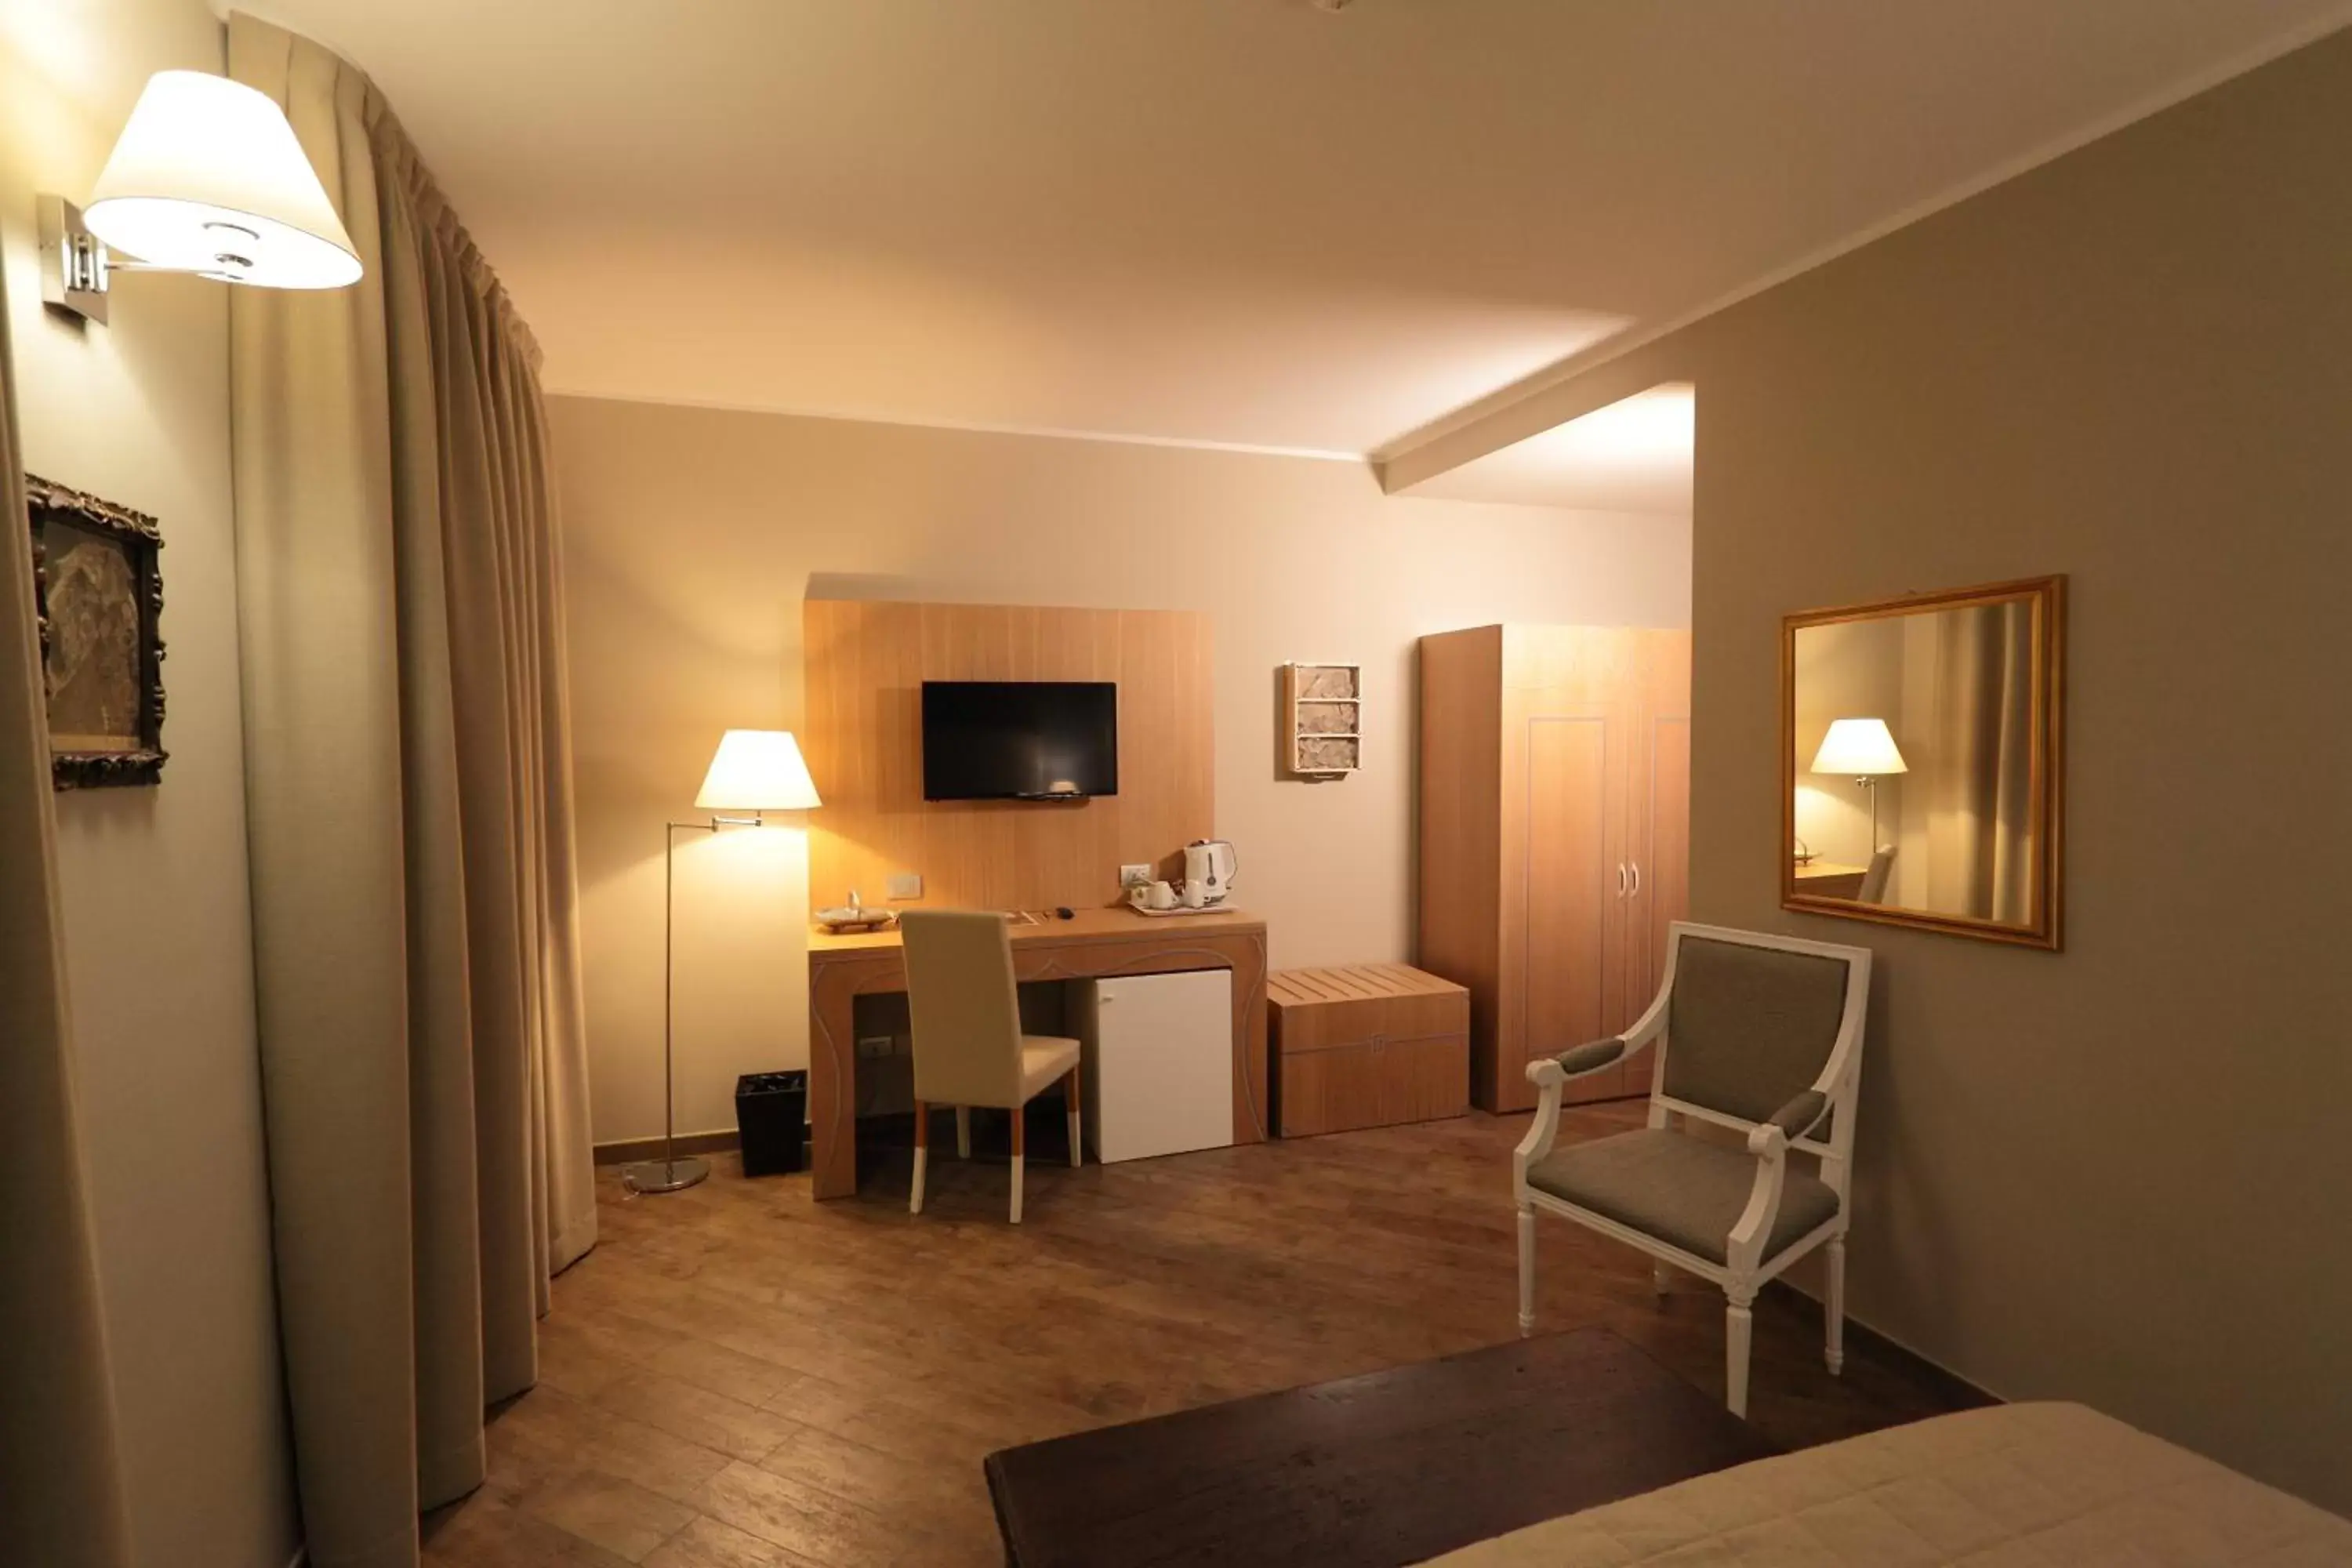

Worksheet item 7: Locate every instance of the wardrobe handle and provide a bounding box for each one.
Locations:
[1629,862,1641,899]
[1615,863,1628,898]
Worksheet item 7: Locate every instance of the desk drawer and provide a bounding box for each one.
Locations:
[1269,964,1470,1138]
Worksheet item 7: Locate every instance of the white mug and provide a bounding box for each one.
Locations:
[1131,880,1177,911]
[1181,877,1210,909]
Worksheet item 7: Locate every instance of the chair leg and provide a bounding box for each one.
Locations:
[1725,1284,1756,1418]
[1009,1102,1026,1225]
[1064,1065,1083,1168]
[909,1100,928,1216]
[955,1105,971,1160]
[1515,1204,1535,1336]
[1825,1237,1847,1376]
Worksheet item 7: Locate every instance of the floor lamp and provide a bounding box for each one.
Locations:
[623,729,822,1196]
[1809,717,1907,854]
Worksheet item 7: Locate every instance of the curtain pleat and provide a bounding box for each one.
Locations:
[227,13,599,1566]
[0,194,135,1568]
[1923,600,2036,923]
[227,18,423,1567]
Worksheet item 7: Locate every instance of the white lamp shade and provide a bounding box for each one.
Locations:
[85,71,362,289]
[1810,717,1908,776]
[695,731,821,811]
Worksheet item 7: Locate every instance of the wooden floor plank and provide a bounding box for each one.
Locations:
[424,1105,1977,1566]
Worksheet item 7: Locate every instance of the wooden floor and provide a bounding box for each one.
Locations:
[423,1105,1979,1567]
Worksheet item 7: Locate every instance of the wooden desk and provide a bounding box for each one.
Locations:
[1795,859,1867,900]
[806,907,1269,1199]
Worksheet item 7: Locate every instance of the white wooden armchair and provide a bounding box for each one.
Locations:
[1513,921,1873,1417]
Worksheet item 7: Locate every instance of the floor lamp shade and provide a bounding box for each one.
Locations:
[696,730,821,812]
[1810,717,1907,777]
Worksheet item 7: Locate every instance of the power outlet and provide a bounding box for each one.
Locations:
[1119,863,1154,888]
[886,871,922,901]
[855,1035,895,1060]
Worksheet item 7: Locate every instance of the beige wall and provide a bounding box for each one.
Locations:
[1421,30,2352,1512]
[1,6,297,1564]
[550,397,1690,1144]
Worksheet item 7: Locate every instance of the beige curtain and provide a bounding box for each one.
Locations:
[227,16,597,1567]
[0,209,134,1568]
[1922,600,2035,923]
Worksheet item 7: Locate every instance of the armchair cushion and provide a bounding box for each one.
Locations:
[1555,1038,1625,1078]
[1662,938,1851,1125]
[1524,1130,1839,1266]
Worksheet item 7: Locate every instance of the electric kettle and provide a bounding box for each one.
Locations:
[1183,840,1237,906]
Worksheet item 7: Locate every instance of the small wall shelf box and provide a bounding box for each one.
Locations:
[1282,662,1361,777]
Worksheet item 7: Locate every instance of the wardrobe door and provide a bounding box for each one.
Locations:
[1417,628,1506,1109]
[1621,633,1692,1096]
[1523,712,1622,1108]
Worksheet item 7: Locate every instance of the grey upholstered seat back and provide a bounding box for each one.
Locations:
[899,910,1022,1107]
[1858,847,1896,905]
[1661,937,1851,1125]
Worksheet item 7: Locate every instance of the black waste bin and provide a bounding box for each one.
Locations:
[735,1070,808,1176]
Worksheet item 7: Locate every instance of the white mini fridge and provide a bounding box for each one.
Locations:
[1073,969,1234,1163]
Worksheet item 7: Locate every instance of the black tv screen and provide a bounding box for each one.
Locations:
[921,681,1119,800]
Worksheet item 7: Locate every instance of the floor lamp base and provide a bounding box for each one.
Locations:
[621,1156,710,1195]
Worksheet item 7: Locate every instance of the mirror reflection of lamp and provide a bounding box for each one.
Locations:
[1810,717,1907,854]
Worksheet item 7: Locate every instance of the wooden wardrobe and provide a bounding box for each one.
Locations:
[1417,626,1691,1113]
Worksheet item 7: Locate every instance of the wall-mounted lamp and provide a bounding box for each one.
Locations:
[1809,717,1907,854]
[628,731,824,1197]
[39,70,362,325]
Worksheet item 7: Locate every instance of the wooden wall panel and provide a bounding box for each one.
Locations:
[804,600,1214,915]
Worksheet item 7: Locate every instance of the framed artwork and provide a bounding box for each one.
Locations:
[25,474,167,789]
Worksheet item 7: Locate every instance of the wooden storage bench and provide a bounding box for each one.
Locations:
[1269,964,1469,1137]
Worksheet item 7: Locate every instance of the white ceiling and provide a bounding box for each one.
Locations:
[245,0,2351,466]
[1402,383,1694,514]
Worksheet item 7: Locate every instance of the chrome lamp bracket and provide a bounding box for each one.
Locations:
[38,195,109,325]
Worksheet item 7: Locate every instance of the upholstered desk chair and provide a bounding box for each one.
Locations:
[898,909,1082,1223]
[1857,846,1897,905]
[1513,921,1873,1417]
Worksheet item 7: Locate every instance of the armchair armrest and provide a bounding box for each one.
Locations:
[1515,1039,1624,1184]
[1525,1036,1625,1091]
[1747,1089,1828,1152]
[1557,1037,1627,1078]
[1730,1090,1830,1273]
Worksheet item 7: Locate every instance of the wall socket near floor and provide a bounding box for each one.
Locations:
[886,871,922,900]
[855,1035,895,1060]
[1119,863,1154,888]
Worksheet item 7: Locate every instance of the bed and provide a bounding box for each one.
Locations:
[1418,1402,2351,1566]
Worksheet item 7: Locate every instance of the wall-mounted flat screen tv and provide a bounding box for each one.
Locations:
[920,681,1119,800]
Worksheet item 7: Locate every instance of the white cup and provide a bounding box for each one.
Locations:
[1181,877,1209,909]
[1131,880,1177,911]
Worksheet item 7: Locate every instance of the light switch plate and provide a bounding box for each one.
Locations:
[886,872,921,900]
[1119,863,1154,887]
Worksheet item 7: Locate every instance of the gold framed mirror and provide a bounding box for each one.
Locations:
[1781,576,2064,949]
